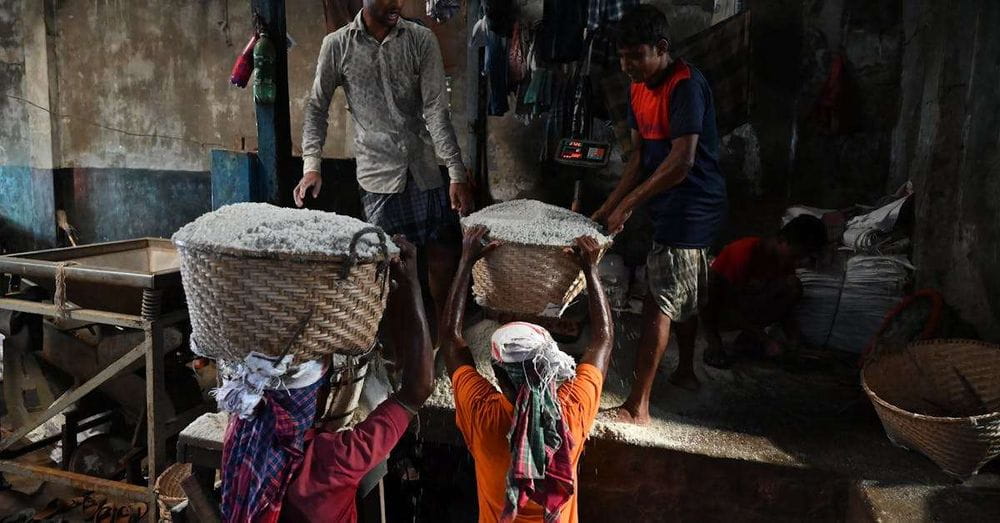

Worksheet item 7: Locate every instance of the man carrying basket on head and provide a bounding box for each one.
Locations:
[221,237,435,523]
[294,0,472,352]
[439,226,615,522]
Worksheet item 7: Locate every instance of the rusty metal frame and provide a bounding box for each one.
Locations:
[0,292,188,522]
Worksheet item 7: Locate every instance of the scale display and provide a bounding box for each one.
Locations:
[555,139,611,168]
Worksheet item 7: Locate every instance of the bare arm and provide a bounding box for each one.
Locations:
[391,236,434,410]
[605,134,699,233]
[295,35,341,206]
[593,131,643,222]
[441,226,499,376]
[568,237,615,375]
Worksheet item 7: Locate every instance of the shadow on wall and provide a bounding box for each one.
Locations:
[53,168,212,246]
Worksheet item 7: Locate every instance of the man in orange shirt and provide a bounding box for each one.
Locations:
[440,225,614,522]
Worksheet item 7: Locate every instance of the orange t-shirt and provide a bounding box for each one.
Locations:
[452,364,604,523]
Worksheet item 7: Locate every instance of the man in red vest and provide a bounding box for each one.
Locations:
[592,5,727,424]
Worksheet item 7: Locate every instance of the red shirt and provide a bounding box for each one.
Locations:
[710,236,793,287]
[280,399,412,522]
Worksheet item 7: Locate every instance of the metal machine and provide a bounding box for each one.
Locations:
[0,238,204,521]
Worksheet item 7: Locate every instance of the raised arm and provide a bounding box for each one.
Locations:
[391,236,434,410]
[441,225,499,375]
[295,34,341,207]
[566,237,615,374]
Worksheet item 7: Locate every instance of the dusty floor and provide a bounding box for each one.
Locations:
[423,313,1000,521]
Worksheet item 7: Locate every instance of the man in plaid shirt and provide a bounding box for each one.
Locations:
[440,226,614,522]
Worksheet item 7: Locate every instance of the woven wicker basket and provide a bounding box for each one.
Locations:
[176,227,392,362]
[471,241,606,317]
[862,339,1000,478]
[154,462,191,519]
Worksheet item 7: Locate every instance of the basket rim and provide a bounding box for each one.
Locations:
[459,225,613,250]
[861,338,1000,423]
[174,238,396,264]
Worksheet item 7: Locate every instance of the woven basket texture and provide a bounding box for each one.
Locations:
[155,462,191,516]
[176,242,389,362]
[471,242,604,317]
[862,339,1000,478]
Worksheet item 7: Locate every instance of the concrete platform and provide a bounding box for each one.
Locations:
[420,316,1000,522]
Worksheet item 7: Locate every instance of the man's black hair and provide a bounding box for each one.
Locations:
[779,215,828,255]
[616,5,672,49]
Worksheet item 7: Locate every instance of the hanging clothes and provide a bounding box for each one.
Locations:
[485,29,510,116]
[471,15,511,117]
[427,0,461,23]
[484,0,517,37]
[537,0,587,64]
[587,0,638,31]
[586,0,639,67]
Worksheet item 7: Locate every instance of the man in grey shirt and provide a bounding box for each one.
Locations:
[294,0,472,346]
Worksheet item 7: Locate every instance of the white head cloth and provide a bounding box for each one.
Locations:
[490,322,576,385]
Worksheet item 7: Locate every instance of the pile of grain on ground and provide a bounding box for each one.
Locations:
[172,203,398,259]
[427,319,501,409]
[461,200,611,247]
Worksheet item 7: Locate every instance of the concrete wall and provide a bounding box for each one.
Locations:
[0,0,469,250]
[891,0,1000,341]
[787,0,903,207]
[47,0,467,171]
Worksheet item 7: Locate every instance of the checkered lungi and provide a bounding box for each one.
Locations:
[646,243,709,322]
[360,173,460,247]
[220,378,322,523]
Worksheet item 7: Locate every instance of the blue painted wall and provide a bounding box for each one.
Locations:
[54,168,211,244]
[0,166,56,253]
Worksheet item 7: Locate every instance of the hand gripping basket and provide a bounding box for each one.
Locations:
[175,227,392,362]
[862,339,1000,478]
[470,239,607,318]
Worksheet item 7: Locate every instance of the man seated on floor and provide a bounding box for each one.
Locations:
[701,215,828,368]
[281,236,433,522]
[440,225,614,523]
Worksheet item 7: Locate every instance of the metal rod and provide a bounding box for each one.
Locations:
[0,342,147,451]
[0,411,112,459]
[0,461,151,502]
[0,298,145,328]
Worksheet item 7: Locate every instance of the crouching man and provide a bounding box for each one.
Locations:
[701,215,828,368]
[439,225,614,522]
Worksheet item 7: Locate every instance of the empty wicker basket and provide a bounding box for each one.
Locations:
[862,339,1000,478]
[175,227,392,362]
[471,241,607,318]
[155,462,191,519]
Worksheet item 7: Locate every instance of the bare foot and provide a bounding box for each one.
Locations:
[668,369,701,391]
[605,405,651,425]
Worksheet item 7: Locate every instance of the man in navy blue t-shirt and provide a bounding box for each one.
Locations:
[592,4,727,424]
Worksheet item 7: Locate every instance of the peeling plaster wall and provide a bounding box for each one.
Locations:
[50,0,351,171]
[787,0,903,207]
[0,0,30,167]
[891,0,1000,341]
[48,0,465,172]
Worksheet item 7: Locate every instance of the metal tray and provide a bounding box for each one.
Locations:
[0,238,184,314]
